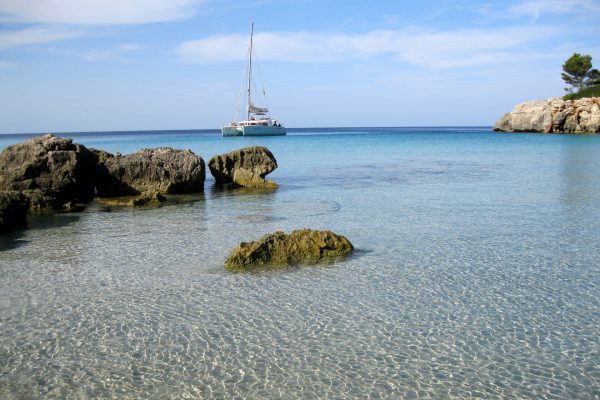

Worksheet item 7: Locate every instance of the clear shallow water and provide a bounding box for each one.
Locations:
[1,128,599,399]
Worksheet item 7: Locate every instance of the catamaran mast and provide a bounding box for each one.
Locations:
[247,22,254,121]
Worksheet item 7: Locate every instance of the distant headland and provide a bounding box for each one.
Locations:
[494,96,599,134]
[494,53,600,134]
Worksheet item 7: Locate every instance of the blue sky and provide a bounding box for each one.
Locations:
[1,0,599,133]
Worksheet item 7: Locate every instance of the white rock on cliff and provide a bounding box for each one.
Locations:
[494,97,600,133]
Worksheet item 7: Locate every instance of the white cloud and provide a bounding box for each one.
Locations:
[509,0,600,20]
[80,43,142,62]
[0,27,80,49]
[0,0,201,25]
[177,26,560,69]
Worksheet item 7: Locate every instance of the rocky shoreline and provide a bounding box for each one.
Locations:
[1,134,354,269]
[0,134,278,231]
[494,97,600,133]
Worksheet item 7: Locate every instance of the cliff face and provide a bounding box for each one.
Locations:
[494,97,600,133]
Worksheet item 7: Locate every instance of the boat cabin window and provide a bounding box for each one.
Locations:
[240,120,273,126]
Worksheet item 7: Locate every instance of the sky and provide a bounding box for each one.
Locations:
[1,0,599,133]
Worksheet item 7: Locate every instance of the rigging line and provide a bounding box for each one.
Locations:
[252,45,270,117]
[233,50,248,123]
[246,25,254,120]
[247,22,253,121]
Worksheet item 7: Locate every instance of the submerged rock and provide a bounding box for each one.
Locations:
[208,146,278,188]
[0,134,99,210]
[224,229,354,271]
[24,188,85,211]
[494,97,600,133]
[0,190,30,232]
[97,147,205,196]
[96,191,167,207]
[131,191,166,207]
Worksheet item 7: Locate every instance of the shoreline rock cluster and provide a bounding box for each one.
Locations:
[494,97,600,133]
[1,134,354,271]
[0,134,278,231]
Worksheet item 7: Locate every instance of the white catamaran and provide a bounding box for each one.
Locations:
[221,23,286,137]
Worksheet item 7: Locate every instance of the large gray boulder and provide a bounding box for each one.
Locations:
[0,190,30,232]
[494,97,600,133]
[225,229,354,271]
[0,134,99,210]
[208,146,278,188]
[96,147,205,196]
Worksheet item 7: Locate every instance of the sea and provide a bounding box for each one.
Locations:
[1,127,599,399]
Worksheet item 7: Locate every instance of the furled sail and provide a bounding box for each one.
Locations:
[248,103,268,114]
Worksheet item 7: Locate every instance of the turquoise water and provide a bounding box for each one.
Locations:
[1,128,599,399]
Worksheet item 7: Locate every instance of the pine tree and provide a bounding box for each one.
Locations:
[561,53,597,92]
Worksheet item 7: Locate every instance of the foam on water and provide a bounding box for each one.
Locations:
[1,128,599,398]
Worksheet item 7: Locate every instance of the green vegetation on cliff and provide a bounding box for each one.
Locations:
[563,84,600,100]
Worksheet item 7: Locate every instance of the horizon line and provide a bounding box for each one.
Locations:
[0,126,494,136]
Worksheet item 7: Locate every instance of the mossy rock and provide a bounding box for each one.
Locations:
[96,192,166,207]
[208,146,278,188]
[131,192,166,206]
[225,229,353,271]
[232,168,278,189]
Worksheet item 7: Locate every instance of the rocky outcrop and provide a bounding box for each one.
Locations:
[494,97,600,133]
[0,136,206,233]
[208,146,278,188]
[97,148,205,196]
[0,134,99,210]
[224,229,354,271]
[0,191,30,232]
[0,135,206,214]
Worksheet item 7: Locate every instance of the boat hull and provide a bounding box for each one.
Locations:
[221,126,243,137]
[241,125,286,136]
